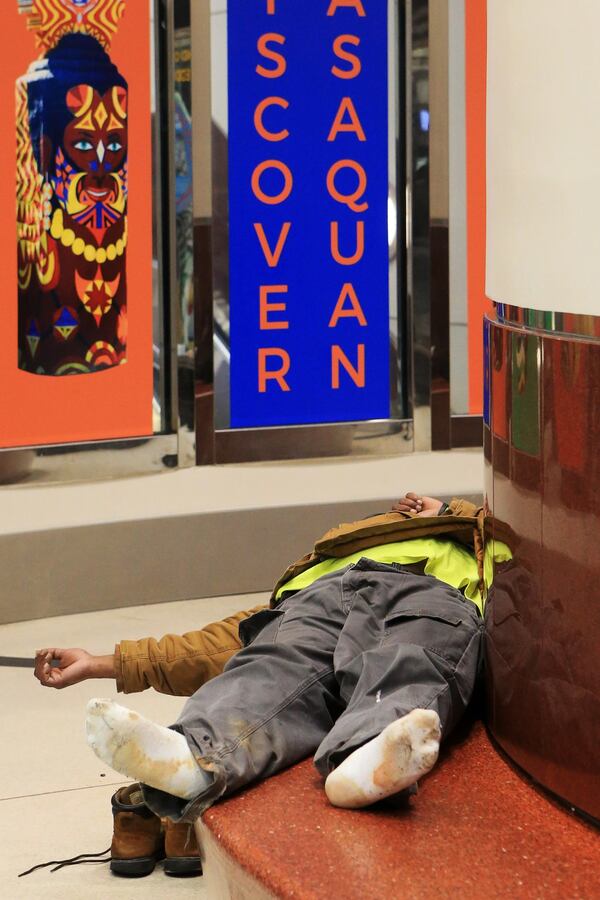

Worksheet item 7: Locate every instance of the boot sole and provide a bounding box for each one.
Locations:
[110,855,159,878]
[164,856,203,877]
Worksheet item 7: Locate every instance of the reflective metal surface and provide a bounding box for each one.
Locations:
[496,303,600,341]
[215,419,413,464]
[409,0,480,451]
[484,313,600,822]
[168,0,196,466]
[428,0,450,449]
[407,0,431,450]
[0,434,178,485]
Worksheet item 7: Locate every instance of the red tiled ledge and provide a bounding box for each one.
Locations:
[195,721,600,899]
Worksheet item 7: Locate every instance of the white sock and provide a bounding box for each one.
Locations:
[324,708,441,809]
[85,698,211,800]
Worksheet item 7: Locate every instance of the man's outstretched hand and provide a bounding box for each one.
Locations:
[34,647,115,689]
[391,493,445,517]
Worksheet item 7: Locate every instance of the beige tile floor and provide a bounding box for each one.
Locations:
[0,591,268,899]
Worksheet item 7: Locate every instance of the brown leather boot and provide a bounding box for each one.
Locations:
[163,819,202,876]
[110,783,164,877]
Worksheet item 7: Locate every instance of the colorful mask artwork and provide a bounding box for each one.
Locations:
[16,0,128,375]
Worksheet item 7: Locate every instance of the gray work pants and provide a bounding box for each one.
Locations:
[142,559,483,821]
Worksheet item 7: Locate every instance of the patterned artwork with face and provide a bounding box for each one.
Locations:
[16,0,128,375]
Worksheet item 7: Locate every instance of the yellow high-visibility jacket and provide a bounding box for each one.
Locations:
[115,498,502,697]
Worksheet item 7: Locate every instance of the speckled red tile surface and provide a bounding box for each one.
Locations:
[201,720,600,899]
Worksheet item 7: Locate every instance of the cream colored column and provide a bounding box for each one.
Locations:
[486,0,600,315]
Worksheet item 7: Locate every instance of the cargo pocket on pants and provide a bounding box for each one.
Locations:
[381,606,469,668]
[238,608,285,647]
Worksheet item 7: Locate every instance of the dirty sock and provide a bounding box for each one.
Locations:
[324,708,441,809]
[86,698,210,800]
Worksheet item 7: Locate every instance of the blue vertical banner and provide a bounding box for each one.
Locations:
[228,0,389,428]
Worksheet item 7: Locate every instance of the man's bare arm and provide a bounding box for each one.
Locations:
[34,647,116,689]
[32,605,264,695]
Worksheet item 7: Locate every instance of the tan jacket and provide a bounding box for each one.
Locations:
[115,498,483,697]
[114,605,267,696]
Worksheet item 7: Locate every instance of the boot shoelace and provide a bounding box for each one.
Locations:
[18,848,111,877]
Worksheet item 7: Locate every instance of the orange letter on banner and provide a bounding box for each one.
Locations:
[332,35,361,78]
[252,160,293,204]
[257,34,287,78]
[331,344,365,388]
[327,97,366,142]
[327,0,366,16]
[254,97,290,141]
[266,0,276,12]
[260,285,289,329]
[329,283,367,326]
[259,348,291,392]
[331,221,365,265]
[327,160,368,212]
[254,222,291,267]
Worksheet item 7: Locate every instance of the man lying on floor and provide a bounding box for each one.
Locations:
[35,493,505,821]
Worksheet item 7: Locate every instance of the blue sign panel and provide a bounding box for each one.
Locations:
[227,0,389,427]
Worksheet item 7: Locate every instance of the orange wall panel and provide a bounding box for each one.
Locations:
[0,0,153,448]
[465,0,493,414]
